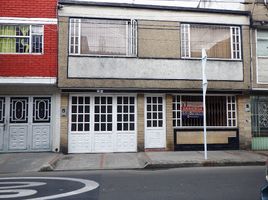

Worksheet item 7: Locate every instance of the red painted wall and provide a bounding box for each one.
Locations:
[0,0,57,18]
[0,0,58,77]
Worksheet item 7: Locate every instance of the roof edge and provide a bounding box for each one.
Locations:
[58,0,250,16]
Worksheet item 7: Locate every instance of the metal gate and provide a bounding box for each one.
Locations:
[0,96,52,152]
[251,96,268,150]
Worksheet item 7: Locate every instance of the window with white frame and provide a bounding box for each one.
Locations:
[69,18,137,56]
[172,95,237,127]
[257,30,268,83]
[181,24,241,60]
[0,24,43,53]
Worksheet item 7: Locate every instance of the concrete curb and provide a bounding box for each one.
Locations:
[39,154,62,172]
[144,161,266,169]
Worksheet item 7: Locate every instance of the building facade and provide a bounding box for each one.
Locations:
[58,0,252,153]
[0,0,60,152]
[247,0,268,150]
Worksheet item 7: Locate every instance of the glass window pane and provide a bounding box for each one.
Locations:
[190,25,231,59]
[257,38,268,56]
[80,19,128,55]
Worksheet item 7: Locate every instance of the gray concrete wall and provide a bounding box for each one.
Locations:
[68,57,243,81]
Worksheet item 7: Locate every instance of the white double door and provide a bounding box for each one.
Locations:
[0,96,52,152]
[68,95,137,153]
[145,95,166,149]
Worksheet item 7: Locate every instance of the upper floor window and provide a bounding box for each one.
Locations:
[257,30,268,57]
[181,24,241,60]
[69,18,137,56]
[0,25,43,54]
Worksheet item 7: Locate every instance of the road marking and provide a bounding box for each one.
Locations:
[0,189,37,198]
[0,177,99,199]
[0,181,46,189]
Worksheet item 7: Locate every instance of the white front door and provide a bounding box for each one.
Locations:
[0,96,52,152]
[145,95,166,149]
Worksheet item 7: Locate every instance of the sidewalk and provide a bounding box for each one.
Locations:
[0,152,60,174]
[0,150,267,173]
[54,150,268,171]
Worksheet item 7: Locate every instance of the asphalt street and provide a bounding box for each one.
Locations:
[0,166,266,200]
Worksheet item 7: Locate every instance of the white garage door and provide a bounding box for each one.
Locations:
[0,96,52,152]
[68,95,137,153]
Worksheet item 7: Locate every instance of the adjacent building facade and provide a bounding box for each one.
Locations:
[247,0,268,150]
[0,0,61,152]
[58,0,252,153]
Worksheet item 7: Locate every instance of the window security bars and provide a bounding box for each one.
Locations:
[172,95,237,128]
[231,27,241,59]
[227,96,237,127]
[0,25,43,53]
[69,18,137,56]
[32,97,51,123]
[181,24,241,60]
[10,97,28,123]
[252,96,268,137]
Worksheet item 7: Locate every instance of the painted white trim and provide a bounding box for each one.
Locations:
[252,88,268,90]
[0,77,56,84]
[256,29,268,84]
[59,6,250,25]
[0,17,57,25]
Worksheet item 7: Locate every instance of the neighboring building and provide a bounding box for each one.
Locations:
[58,0,252,153]
[0,0,60,152]
[247,0,268,150]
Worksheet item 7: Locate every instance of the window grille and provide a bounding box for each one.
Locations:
[0,25,43,53]
[69,18,137,56]
[231,27,241,59]
[172,95,236,127]
[227,96,237,127]
[181,24,190,58]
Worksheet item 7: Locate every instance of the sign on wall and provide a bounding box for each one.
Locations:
[181,101,203,119]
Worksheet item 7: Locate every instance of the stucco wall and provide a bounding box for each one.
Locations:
[138,20,180,58]
[68,57,243,81]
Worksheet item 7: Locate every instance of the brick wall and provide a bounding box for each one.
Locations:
[0,0,58,77]
[0,25,58,77]
[0,0,57,18]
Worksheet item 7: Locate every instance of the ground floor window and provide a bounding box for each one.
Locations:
[172,95,237,128]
